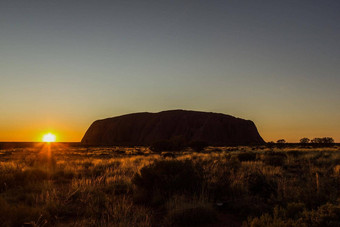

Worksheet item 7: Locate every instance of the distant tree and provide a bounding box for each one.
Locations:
[267,141,275,149]
[277,139,286,144]
[320,137,334,147]
[322,137,335,144]
[311,138,321,144]
[311,137,335,147]
[300,138,310,144]
[276,139,286,148]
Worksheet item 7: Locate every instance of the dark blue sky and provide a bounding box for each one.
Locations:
[1,0,339,141]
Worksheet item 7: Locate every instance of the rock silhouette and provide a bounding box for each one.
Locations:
[81,110,265,146]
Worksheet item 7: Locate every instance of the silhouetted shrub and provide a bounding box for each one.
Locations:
[276,139,286,148]
[107,180,131,195]
[303,203,340,226]
[132,160,203,205]
[263,152,286,166]
[246,203,340,227]
[244,171,277,198]
[51,170,75,184]
[226,147,238,151]
[189,141,208,153]
[237,152,257,162]
[0,196,44,226]
[266,141,275,149]
[162,152,176,158]
[285,202,305,220]
[211,148,222,152]
[226,156,242,171]
[165,206,217,226]
[0,168,49,192]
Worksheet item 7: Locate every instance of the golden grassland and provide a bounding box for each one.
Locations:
[0,145,339,226]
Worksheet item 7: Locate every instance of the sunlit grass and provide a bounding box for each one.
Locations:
[0,146,339,226]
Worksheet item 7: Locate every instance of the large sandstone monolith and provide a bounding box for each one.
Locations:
[81,110,265,146]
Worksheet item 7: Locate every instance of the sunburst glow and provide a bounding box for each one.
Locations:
[42,133,56,142]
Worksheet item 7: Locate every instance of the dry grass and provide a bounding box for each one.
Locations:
[0,145,339,226]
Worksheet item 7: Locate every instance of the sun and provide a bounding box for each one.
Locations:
[42,133,56,142]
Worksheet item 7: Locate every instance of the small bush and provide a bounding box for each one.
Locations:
[245,203,340,227]
[0,196,44,226]
[104,180,131,195]
[0,168,49,192]
[165,206,217,226]
[189,141,208,153]
[263,152,286,166]
[132,160,204,205]
[162,152,176,158]
[303,203,340,227]
[52,170,74,184]
[238,152,257,162]
[285,202,305,220]
[243,171,277,198]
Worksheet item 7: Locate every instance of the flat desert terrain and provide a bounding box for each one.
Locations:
[0,145,339,226]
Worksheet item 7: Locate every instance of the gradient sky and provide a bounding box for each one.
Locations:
[1,0,339,142]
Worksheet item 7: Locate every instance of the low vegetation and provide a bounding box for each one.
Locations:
[0,144,339,226]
